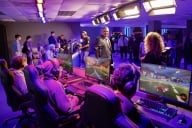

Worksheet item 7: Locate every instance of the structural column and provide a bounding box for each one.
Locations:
[147,20,161,34]
[186,20,192,34]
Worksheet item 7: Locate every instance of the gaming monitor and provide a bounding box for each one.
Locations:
[139,63,191,104]
[56,53,73,74]
[85,56,110,83]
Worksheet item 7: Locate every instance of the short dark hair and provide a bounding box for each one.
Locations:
[26,35,31,40]
[51,31,55,34]
[15,34,21,39]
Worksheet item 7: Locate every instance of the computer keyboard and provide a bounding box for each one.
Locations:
[137,98,177,121]
[59,77,83,84]
[78,81,93,87]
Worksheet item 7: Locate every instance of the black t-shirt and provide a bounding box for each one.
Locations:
[81,36,90,51]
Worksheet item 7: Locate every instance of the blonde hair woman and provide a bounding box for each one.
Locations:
[141,32,165,64]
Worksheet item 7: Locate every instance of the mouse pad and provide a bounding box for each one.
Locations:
[170,114,192,128]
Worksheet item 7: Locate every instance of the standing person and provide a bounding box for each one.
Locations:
[80,31,90,67]
[175,30,184,68]
[58,34,67,48]
[13,34,22,57]
[133,32,143,62]
[22,36,33,65]
[183,31,192,69]
[118,34,128,59]
[110,33,115,53]
[128,34,135,61]
[95,26,113,73]
[141,32,165,65]
[48,31,57,45]
[166,33,176,66]
[58,34,68,53]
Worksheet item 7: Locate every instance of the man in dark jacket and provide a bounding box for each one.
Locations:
[48,31,57,45]
[22,36,33,64]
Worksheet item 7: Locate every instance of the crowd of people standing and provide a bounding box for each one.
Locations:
[11,27,192,70]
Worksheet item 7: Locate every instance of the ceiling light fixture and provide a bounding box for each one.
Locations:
[41,17,46,23]
[91,1,140,25]
[99,14,110,24]
[37,0,44,4]
[113,3,140,20]
[38,12,44,18]
[143,0,176,15]
[92,18,100,26]
[37,3,43,12]
[36,0,46,23]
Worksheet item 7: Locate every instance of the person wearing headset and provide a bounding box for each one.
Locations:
[111,63,153,128]
[36,58,81,115]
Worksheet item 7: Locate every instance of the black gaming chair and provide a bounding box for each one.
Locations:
[23,65,80,128]
[0,59,34,126]
[78,85,138,128]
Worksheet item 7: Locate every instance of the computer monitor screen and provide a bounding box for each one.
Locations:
[139,63,191,104]
[56,53,73,73]
[85,56,110,82]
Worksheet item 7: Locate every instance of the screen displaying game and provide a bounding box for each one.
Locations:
[139,63,191,104]
[56,53,73,73]
[85,56,110,82]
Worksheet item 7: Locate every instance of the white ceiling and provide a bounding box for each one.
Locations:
[0,0,192,27]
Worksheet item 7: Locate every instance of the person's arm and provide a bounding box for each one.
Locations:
[14,41,20,56]
[12,85,23,96]
[13,70,28,95]
[80,43,89,49]
[80,37,90,49]
[48,36,52,44]
[54,82,72,114]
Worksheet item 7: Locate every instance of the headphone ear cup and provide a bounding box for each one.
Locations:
[123,81,136,97]
[110,76,117,90]
[51,68,59,78]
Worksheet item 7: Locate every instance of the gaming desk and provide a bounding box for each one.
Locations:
[61,67,192,128]
[132,92,192,128]
[61,67,102,97]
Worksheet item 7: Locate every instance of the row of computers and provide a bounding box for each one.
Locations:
[56,53,192,112]
[56,53,111,84]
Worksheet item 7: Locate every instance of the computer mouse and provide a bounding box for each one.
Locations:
[177,117,187,125]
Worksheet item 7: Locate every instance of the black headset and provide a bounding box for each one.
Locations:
[111,64,139,98]
[48,59,60,79]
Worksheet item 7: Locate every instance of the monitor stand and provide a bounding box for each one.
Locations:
[146,93,163,102]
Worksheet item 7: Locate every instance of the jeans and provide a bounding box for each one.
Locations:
[81,51,89,67]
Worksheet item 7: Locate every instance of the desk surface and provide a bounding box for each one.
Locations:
[65,67,192,128]
[132,93,192,128]
[63,67,100,97]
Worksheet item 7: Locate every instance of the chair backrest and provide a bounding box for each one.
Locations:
[0,59,23,111]
[80,85,138,128]
[23,65,59,128]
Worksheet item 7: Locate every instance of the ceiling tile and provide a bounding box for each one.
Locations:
[0,1,13,7]
[0,0,191,27]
